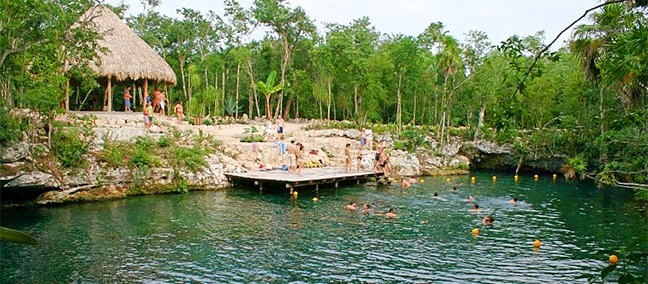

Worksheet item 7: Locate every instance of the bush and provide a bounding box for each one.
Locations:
[135,136,154,149]
[100,141,131,168]
[0,107,20,146]
[158,136,173,148]
[172,146,208,172]
[129,147,157,169]
[240,134,265,143]
[52,128,88,168]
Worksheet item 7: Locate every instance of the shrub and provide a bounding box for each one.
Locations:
[172,146,208,172]
[129,147,157,169]
[0,107,20,146]
[158,136,172,148]
[135,136,154,149]
[240,134,264,143]
[100,141,131,168]
[52,128,88,168]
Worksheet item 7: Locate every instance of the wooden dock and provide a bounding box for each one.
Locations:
[225,167,384,192]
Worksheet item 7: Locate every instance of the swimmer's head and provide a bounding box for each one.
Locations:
[473,204,479,209]
[433,192,438,197]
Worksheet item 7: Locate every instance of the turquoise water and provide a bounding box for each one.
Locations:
[1,172,646,283]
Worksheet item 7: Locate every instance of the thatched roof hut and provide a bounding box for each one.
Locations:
[80,5,176,83]
[67,5,176,111]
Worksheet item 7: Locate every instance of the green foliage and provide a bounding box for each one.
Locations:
[158,136,173,148]
[52,128,88,168]
[399,128,428,152]
[171,146,209,172]
[100,141,130,168]
[223,96,243,116]
[240,134,265,143]
[0,107,20,146]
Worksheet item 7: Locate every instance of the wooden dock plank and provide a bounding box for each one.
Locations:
[225,167,383,189]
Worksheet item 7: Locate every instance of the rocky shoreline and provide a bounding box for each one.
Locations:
[0,111,564,206]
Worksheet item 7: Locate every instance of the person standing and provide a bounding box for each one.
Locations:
[265,120,274,141]
[276,116,285,139]
[143,101,151,128]
[152,87,162,113]
[365,127,373,150]
[287,140,297,173]
[146,101,154,127]
[359,128,367,150]
[344,143,352,173]
[174,101,184,123]
[123,87,132,112]
[159,91,167,115]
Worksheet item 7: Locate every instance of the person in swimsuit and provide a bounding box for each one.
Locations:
[123,87,132,112]
[174,101,184,123]
[356,148,363,172]
[345,143,352,173]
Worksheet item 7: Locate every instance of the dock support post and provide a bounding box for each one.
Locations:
[315,184,319,194]
[259,182,263,193]
[335,181,339,188]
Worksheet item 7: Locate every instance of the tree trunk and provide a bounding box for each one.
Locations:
[235,62,241,119]
[413,90,417,125]
[327,78,332,121]
[106,75,112,112]
[204,68,209,92]
[245,58,259,118]
[283,97,292,119]
[397,72,403,135]
[265,94,272,120]
[179,57,187,99]
[277,34,292,118]
[221,70,226,116]
[354,84,359,118]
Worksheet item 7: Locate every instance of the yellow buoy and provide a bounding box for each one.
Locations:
[533,240,542,248]
[609,255,618,265]
[446,178,451,183]
[471,176,476,184]
[552,174,557,181]
[472,228,479,235]
[312,197,318,202]
[420,179,425,183]
[514,175,519,181]
[534,174,539,181]
[293,191,299,198]
[492,176,497,181]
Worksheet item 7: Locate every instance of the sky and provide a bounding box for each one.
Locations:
[104,0,600,48]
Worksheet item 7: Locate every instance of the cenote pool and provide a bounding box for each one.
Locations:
[1,172,646,283]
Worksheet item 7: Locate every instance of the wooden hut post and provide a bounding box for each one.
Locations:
[143,79,149,109]
[107,75,112,112]
[132,82,137,109]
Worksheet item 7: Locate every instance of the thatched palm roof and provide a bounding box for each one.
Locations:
[78,5,176,84]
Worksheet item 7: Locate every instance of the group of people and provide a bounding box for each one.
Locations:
[286,140,306,176]
[265,116,286,141]
[123,86,185,127]
[346,201,397,219]
[342,129,391,175]
[358,128,374,150]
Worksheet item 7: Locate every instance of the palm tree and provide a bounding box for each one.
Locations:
[255,71,282,119]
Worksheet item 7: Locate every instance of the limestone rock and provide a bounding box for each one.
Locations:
[342,129,360,139]
[1,140,30,163]
[5,171,61,189]
[390,150,420,176]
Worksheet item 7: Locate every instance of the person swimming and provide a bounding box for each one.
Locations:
[452,182,463,191]
[483,215,495,225]
[362,203,372,214]
[508,197,519,205]
[346,201,358,211]
[470,203,482,213]
[385,208,397,219]
[433,192,441,200]
[402,178,411,189]
[467,195,475,202]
